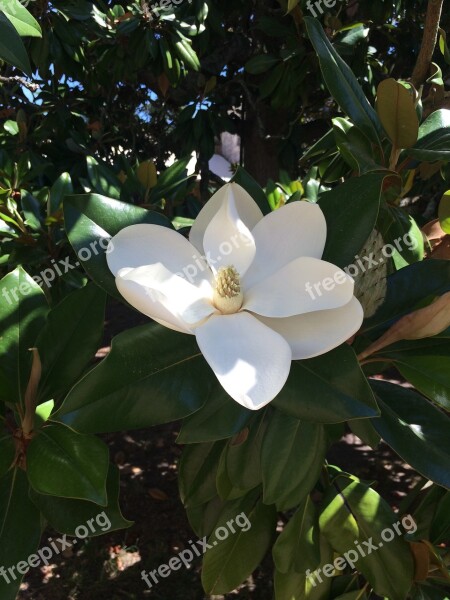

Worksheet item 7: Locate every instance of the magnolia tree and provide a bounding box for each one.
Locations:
[0,0,450,599]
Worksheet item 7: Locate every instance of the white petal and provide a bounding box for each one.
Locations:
[243,201,327,289]
[202,185,256,275]
[115,277,191,334]
[189,183,263,255]
[243,257,355,318]
[107,224,211,291]
[209,154,233,181]
[256,297,364,359]
[118,264,216,325]
[194,312,292,410]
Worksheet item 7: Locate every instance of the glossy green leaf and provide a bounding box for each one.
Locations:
[0,12,32,74]
[379,205,425,268]
[231,166,271,215]
[274,535,334,600]
[49,172,73,214]
[273,496,320,574]
[201,490,277,595]
[179,441,225,508]
[334,23,369,54]
[0,267,48,404]
[262,411,326,509]
[86,156,121,199]
[0,469,41,600]
[186,495,226,539]
[376,79,419,149]
[216,442,247,502]
[21,193,42,231]
[362,260,450,333]
[36,283,106,404]
[430,492,450,543]
[35,399,54,427]
[406,109,450,162]
[304,17,383,145]
[274,570,307,600]
[319,172,387,268]
[332,118,383,175]
[177,386,253,443]
[2,0,41,37]
[63,193,171,300]
[301,129,336,164]
[222,412,267,496]
[30,464,133,536]
[438,190,450,235]
[273,345,379,424]
[27,423,109,504]
[56,324,207,433]
[150,155,196,202]
[245,54,279,75]
[439,28,450,65]
[380,343,450,411]
[319,475,414,600]
[370,380,450,488]
[348,418,380,449]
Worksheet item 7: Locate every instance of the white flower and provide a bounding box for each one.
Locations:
[107,183,363,410]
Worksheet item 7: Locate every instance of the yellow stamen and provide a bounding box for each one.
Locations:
[213,266,243,314]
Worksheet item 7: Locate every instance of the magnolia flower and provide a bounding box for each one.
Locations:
[107,183,363,410]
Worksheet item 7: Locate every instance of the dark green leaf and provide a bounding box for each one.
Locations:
[86,156,121,199]
[430,492,450,543]
[261,411,326,509]
[49,172,73,214]
[0,267,48,404]
[0,469,41,600]
[370,380,450,487]
[273,496,321,574]
[245,54,280,75]
[225,413,266,492]
[36,283,106,404]
[179,441,225,508]
[201,490,277,595]
[319,475,414,600]
[30,464,133,535]
[0,12,32,74]
[63,193,171,300]
[56,324,207,433]
[231,167,271,215]
[362,260,450,333]
[406,109,450,161]
[27,423,109,505]
[274,534,334,600]
[379,342,450,411]
[304,17,383,144]
[273,345,379,424]
[177,386,253,443]
[186,495,226,539]
[319,173,387,268]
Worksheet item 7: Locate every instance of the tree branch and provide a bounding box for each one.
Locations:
[411,0,444,89]
[0,75,40,92]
